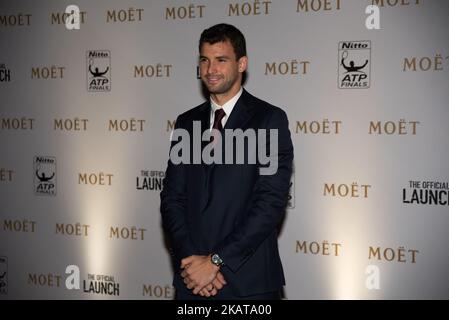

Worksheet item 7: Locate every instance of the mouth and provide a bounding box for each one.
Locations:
[205,75,222,85]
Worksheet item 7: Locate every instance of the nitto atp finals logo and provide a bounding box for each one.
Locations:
[87,50,111,92]
[34,156,56,196]
[338,41,371,89]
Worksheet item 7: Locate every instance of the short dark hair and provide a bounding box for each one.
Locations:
[199,23,247,60]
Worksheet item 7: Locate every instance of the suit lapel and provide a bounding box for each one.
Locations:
[198,101,211,154]
[207,89,256,170]
[223,89,256,131]
[196,102,212,213]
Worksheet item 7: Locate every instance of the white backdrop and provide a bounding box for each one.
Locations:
[1,0,448,299]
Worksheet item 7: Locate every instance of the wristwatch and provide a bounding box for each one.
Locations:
[211,253,224,267]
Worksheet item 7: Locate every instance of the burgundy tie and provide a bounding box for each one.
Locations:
[211,109,226,144]
[213,108,226,131]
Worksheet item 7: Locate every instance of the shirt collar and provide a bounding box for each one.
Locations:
[210,87,243,116]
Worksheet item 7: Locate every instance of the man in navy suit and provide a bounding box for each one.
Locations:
[160,23,293,300]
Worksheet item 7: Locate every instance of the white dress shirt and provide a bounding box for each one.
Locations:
[209,87,243,130]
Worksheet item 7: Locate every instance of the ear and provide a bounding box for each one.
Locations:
[238,56,248,73]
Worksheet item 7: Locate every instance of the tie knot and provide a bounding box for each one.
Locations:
[213,108,226,130]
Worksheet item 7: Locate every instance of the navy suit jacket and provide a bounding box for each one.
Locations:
[160,89,293,296]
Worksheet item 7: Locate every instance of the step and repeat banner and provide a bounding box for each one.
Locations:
[1,0,448,299]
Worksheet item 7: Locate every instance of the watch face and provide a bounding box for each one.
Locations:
[212,254,222,265]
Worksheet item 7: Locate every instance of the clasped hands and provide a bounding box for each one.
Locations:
[180,255,227,297]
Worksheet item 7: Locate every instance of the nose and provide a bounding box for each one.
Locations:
[207,60,217,74]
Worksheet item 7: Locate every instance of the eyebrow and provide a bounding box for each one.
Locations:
[199,55,231,60]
